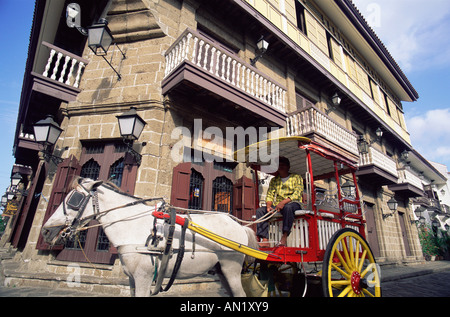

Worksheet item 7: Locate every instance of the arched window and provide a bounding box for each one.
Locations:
[80,159,100,180]
[212,176,233,212]
[109,158,124,187]
[189,169,204,210]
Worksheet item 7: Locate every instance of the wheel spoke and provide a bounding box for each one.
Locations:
[338,285,353,297]
[335,246,352,274]
[330,279,351,287]
[322,229,381,298]
[362,288,375,298]
[331,262,351,279]
[361,263,373,279]
[341,238,353,270]
[355,240,360,268]
[349,237,355,270]
[358,250,367,272]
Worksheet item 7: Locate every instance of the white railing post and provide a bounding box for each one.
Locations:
[41,42,88,90]
[163,29,288,113]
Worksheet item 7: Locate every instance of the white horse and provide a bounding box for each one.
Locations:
[41,178,258,297]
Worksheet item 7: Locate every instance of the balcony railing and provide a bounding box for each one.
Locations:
[164,28,286,113]
[397,169,423,190]
[40,41,88,89]
[286,105,359,155]
[359,146,398,177]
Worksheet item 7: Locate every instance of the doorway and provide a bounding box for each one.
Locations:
[364,203,381,258]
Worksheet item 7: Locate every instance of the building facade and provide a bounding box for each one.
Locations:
[2,0,447,293]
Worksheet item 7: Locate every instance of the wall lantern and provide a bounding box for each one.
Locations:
[87,19,126,80]
[117,107,146,140]
[116,107,147,165]
[357,135,369,155]
[66,3,125,80]
[401,150,410,161]
[33,115,63,146]
[33,115,64,164]
[383,197,398,219]
[250,36,269,66]
[87,19,113,56]
[332,93,342,108]
[11,173,22,187]
[326,93,342,115]
[341,180,355,197]
[1,194,7,207]
[6,191,15,201]
[357,128,383,155]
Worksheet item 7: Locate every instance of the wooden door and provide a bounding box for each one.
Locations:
[54,142,137,264]
[399,212,412,257]
[364,203,381,258]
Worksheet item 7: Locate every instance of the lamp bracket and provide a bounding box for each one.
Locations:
[101,43,126,81]
[382,210,397,220]
[122,139,143,166]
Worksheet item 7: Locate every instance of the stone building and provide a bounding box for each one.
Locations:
[2,0,448,294]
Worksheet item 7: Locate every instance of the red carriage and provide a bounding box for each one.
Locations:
[154,136,381,297]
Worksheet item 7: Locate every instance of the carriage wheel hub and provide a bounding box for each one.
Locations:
[351,271,362,295]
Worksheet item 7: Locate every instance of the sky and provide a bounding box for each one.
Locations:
[0,0,449,194]
[352,0,450,171]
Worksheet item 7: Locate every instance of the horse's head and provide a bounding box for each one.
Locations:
[41,178,103,245]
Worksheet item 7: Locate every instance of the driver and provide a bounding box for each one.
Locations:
[256,157,303,247]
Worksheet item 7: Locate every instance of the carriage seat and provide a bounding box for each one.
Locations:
[269,209,314,219]
[268,210,334,220]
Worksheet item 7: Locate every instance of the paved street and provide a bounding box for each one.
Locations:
[382,271,450,297]
[0,261,449,297]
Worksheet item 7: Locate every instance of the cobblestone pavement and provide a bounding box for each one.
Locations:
[382,271,450,297]
[0,261,449,297]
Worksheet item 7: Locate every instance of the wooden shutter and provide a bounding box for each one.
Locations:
[36,155,81,250]
[233,176,257,231]
[121,152,138,194]
[11,160,46,248]
[170,163,192,209]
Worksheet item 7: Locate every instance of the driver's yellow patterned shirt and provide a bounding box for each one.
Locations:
[265,173,303,205]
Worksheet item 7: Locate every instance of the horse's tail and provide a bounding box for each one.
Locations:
[243,227,259,264]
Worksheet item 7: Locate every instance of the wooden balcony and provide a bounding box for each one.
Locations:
[31,41,89,102]
[388,168,424,198]
[286,105,359,162]
[162,28,287,127]
[357,146,398,186]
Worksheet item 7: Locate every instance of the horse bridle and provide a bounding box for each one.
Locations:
[59,181,165,240]
[60,181,98,239]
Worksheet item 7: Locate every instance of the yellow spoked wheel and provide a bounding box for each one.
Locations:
[322,229,381,297]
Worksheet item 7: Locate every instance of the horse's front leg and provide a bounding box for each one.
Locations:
[119,252,155,297]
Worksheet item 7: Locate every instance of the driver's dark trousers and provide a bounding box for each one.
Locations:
[256,202,302,239]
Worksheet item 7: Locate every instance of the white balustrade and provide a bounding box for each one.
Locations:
[269,217,309,248]
[41,41,88,89]
[398,169,423,190]
[358,146,399,177]
[164,29,287,113]
[286,106,359,155]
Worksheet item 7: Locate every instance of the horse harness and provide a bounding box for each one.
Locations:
[62,182,188,296]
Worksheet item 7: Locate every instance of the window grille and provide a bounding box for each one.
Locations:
[81,159,100,180]
[64,230,87,250]
[85,143,105,154]
[96,228,110,252]
[189,169,204,210]
[212,176,233,213]
[109,158,124,187]
[114,142,128,153]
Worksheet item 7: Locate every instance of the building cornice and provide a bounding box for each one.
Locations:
[333,0,419,102]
